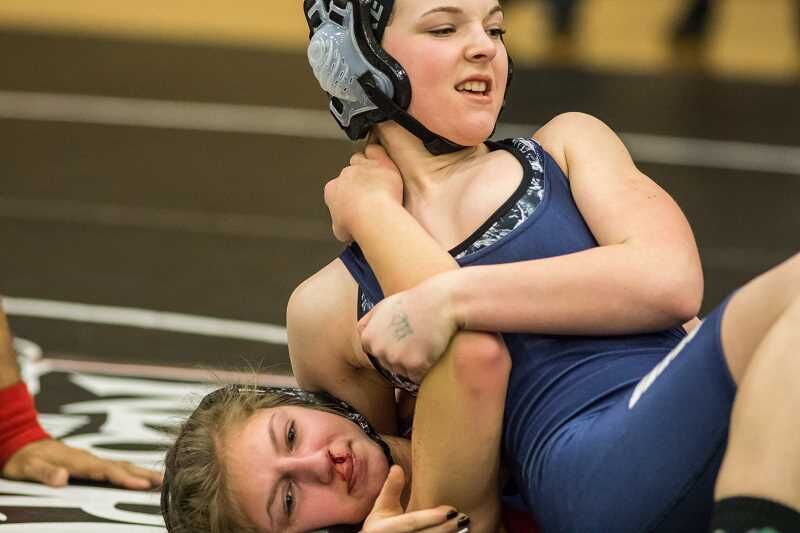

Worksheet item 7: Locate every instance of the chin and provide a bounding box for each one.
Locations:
[442,123,497,146]
[411,101,501,147]
[433,112,500,146]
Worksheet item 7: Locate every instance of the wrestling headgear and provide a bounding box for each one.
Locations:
[304,0,514,155]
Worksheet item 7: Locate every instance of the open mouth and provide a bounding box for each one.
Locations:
[455,80,491,98]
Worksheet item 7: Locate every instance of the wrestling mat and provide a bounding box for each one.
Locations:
[0,337,294,532]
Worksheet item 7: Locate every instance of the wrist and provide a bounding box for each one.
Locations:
[349,196,405,242]
[0,335,21,389]
[0,368,20,389]
[427,270,465,331]
[0,381,50,467]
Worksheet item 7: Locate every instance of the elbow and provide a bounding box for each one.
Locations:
[673,288,702,322]
[654,269,703,324]
[451,333,511,396]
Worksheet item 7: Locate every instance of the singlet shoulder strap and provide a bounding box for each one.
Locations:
[338,243,385,307]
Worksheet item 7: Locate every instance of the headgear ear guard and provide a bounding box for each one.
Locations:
[304,0,514,156]
[161,384,394,533]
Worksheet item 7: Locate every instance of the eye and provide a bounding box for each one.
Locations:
[284,483,295,517]
[429,27,455,36]
[287,421,296,449]
[488,27,507,39]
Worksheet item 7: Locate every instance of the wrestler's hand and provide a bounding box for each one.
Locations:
[362,465,465,533]
[359,274,457,384]
[324,143,403,243]
[2,438,163,489]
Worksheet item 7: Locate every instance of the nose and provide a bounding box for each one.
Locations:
[281,448,334,484]
[465,24,498,63]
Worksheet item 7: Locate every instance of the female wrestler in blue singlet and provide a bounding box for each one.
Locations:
[326,140,800,533]
[290,0,800,532]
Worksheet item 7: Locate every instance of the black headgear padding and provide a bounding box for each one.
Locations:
[358,72,465,155]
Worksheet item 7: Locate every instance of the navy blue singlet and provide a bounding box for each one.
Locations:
[339,138,737,532]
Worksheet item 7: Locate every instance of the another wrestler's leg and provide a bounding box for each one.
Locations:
[716,252,800,385]
[710,252,800,529]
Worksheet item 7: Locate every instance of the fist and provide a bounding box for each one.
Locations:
[324,144,403,242]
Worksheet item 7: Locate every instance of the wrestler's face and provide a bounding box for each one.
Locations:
[382,0,509,146]
[223,406,391,532]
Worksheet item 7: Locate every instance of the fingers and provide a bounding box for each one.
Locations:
[323,179,353,243]
[351,144,387,165]
[349,152,369,166]
[364,143,389,161]
[21,457,70,487]
[2,438,164,490]
[323,178,337,208]
[359,313,424,384]
[358,307,377,357]
[371,465,406,514]
[2,441,69,487]
[364,465,470,533]
[372,506,468,533]
[100,460,162,490]
[68,455,162,490]
[39,441,161,490]
[133,463,165,487]
[412,508,469,533]
[358,307,375,336]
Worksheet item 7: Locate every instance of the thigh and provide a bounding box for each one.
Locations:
[532,300,737,533]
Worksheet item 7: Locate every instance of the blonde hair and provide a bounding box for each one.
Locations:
[161,385,344,533]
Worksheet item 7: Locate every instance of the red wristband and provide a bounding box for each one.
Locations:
[0,381,50,468]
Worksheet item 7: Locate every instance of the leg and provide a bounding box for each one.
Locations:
[715,285,800,507]
[524,302,737,532]
[541,252,800,532]
[708,252,800,530]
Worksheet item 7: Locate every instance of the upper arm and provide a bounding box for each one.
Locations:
[287,259,397,434]
[534,112,703,313]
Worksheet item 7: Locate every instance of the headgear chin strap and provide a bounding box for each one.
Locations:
[304,0,513,156]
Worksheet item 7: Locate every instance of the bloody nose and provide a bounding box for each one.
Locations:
[330,452,349,464]
[329,450,352,482]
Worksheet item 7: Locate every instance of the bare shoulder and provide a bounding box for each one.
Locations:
[533,112,620,177]
[288,258,356,322]
[287,258,359,388]
[534,111,612,146]
[288,258,399,433]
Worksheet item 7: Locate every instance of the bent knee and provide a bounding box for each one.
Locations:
[451,333,511,394]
